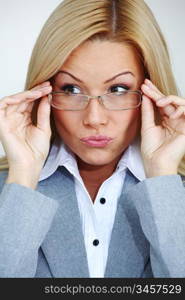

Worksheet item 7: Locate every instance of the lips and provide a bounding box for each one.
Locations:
[80,135,113,147]
[81,135,113,141]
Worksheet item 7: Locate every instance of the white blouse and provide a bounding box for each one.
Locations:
[39,137,146,277]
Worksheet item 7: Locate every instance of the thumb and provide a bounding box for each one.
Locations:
[37,95,51,134]
[141,95,156,132]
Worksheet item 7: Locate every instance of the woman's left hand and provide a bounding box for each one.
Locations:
[140,78,185,177]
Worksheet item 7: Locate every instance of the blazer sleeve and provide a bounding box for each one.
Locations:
[0,171,58,278]
[126,174,185,277]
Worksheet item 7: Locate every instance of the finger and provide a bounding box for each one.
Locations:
[141,84,164,102]
[141,95,156,132]
[37,96,51,134]
[156,95,185,107]
[3,86,52,115]
[144,79,164,94]
[30,81,51,91]
[0,85,52,109]
[5,95,36,115]
[159,104,176,118]
[0,81,50,117]
[16,100,35,114]
[155,95,185,119]
[0,91,42,110]
[6,102,27,116]
[169,106,185,119]
[144,79,163,94]
[141,83,178,119]
[12,85,52,101]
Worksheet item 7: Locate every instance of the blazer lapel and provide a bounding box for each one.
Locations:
[105,168,150,277]
[37,166,89,277]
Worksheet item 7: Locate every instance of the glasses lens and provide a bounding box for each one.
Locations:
[103,91,141,110]
[51,93,88,110]
[50,91,141,111]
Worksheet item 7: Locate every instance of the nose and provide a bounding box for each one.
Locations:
[83,96,108,129]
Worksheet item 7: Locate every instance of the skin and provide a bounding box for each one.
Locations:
[2,43,185,192]
[51,40,145,201]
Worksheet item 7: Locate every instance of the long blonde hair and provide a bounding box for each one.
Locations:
[1,0,185,174]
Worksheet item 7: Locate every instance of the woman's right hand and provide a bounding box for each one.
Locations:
[0,81,52,177]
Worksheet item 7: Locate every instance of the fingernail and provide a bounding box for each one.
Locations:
[142,84,150,90]
[145,79,154,88]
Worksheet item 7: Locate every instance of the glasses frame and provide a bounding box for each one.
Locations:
[48,90,143,111]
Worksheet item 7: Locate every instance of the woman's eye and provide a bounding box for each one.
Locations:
[60,84,81,94]
[110,85,129,93]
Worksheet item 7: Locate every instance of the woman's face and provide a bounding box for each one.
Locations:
[51,40,145,166]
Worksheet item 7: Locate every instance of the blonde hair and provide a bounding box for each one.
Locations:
[1,0,185,175]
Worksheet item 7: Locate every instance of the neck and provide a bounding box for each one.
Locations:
[76,154,123,202]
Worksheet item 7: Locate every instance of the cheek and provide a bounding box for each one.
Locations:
[52,110,80,137]
[116,108,141,134]
[52,108,141,144]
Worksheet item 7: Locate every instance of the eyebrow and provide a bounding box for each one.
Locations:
[56,70,135,84]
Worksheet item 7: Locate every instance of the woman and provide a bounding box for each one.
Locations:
[0,0,185,278]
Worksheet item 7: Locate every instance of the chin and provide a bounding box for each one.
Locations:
[77,151,117,166]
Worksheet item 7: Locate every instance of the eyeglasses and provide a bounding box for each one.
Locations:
[48,90,142,111]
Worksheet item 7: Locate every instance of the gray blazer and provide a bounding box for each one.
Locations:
[0,166,185,278]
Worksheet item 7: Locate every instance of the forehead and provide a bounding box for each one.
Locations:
[61,40,143,77]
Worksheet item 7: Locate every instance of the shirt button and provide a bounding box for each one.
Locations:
[93,239,99,246]
[100,197,106,204]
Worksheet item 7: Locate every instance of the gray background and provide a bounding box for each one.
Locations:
[0,0,185,156]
